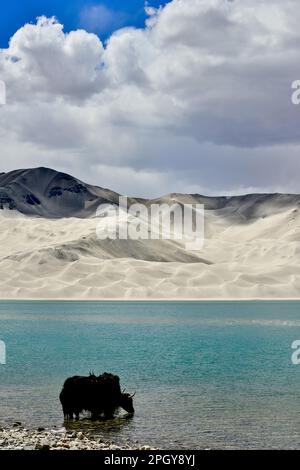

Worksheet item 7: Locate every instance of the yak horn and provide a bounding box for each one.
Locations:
[130,392,136,398]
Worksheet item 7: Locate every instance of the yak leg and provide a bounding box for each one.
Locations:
[104,408,114,420]
[62,406,70,420]
[64,409,73,420]
[91,408,100,421]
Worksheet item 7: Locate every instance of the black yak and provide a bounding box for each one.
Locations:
[59,372,135,420]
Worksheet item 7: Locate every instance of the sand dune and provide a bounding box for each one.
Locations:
[1,190,300,299]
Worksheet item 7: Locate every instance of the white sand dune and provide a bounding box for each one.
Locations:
[1,190,300,299]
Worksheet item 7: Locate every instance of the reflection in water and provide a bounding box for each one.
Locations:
[64,414,135,443]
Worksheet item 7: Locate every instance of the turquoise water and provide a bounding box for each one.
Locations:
[0,301,300,449]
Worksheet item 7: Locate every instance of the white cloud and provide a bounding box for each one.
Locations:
[1,16,105,100]
[0,1,300,196]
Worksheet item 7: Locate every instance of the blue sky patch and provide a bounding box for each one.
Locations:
[0,0,171,47]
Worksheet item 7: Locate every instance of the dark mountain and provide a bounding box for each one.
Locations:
[0,167,121,218]
[0,166,299,220]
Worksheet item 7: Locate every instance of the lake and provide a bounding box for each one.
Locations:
[0,300,300,449]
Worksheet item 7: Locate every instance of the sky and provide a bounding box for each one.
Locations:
[0,0,300,197]
[0,0,171,46]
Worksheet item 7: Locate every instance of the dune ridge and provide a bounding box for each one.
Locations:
[0,182,300,299]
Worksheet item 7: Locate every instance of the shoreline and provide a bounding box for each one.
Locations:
[0,426,153,451]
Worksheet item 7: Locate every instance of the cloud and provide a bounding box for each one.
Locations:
[0,1,300,196]
[1,16,105,100]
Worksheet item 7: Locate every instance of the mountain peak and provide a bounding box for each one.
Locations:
[0,167,120,218]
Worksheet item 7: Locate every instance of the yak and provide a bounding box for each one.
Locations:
[59,372,135,420]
